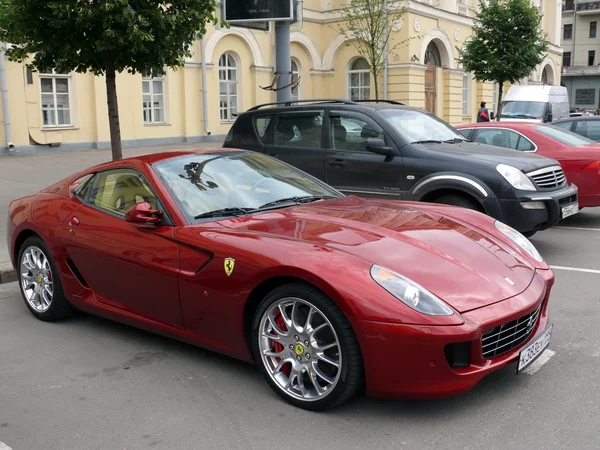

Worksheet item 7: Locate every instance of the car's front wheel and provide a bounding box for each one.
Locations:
[252,283,363,410]
[18,236,73,321]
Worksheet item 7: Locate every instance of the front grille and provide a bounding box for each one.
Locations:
[528,166,566,189]
[481,304,541,359]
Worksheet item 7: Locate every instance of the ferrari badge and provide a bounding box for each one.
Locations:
[224,257,235,276]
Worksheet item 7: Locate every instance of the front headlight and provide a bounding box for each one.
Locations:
[496,164,536,191]
[370,265,454,316]
[494,220,544,262]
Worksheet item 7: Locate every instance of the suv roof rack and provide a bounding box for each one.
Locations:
[247,99,358,111]
[352,99,404,105]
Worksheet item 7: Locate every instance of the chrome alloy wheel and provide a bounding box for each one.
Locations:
[258,298,342,401]
[20,245,54,312]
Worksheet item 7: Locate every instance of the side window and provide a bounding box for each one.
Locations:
[457,129,472,139]
[575,120,600,141]
[516,135,535,151]
[273,112,323,148]
[330,114,385,152]
[88,169,158,217]
[474,129,515,148]
[71,174,95,200]
[254,115,274,142]
[555,121,572,131]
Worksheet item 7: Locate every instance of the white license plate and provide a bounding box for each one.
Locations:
[517,324,553,373]
[561,203,579,219]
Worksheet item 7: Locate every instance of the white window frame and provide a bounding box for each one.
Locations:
[142,70,167,125]
[291,58,300,102]
[462,73,471,116]
[39,69,74,129]
[219,53,239,123]
[348,58,371,101]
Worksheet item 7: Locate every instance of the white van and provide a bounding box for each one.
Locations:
[498,85,570,123]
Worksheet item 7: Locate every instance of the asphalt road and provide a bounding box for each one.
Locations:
[1,209,600,449]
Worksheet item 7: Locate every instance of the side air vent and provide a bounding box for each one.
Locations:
[65,258,90,288]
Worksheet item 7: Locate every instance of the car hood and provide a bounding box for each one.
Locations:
[222,197,535,313]
[422,141,554,172]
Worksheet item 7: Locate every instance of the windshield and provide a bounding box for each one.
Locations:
[379,109,467,143]
[152,152,341,220]
[500,101,547,119]
[534,125,595,146]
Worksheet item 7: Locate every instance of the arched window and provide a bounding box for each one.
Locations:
[348,58,370,100]
[424,42,441,67]
[291,59,300,101]
[219,53,238,122]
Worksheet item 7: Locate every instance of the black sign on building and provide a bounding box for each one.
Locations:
[223,0,294,22]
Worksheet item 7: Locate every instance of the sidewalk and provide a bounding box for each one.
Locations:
[0,141,221,282]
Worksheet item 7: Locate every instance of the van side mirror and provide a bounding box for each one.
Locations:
[366,138,395,156]
[546,113,553,123]
[490,112,495,121]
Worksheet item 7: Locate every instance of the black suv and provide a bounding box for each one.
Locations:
[224,99,579,236]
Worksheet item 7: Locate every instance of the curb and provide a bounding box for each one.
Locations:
[0,263,16,284]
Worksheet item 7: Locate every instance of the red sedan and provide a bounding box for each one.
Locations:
[456,122,600,208]
[7,149,555,410]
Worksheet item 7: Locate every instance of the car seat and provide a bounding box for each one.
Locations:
[333,123,347,148]
[108,174,157,213]
[492,133,509,148]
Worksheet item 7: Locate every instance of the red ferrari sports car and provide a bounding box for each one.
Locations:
[7,149,555,410]
[456,122,600,208]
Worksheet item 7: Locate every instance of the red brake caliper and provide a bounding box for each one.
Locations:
[272,314,291,376]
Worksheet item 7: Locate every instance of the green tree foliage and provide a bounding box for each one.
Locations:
[0,0,219,160]
[458,0,548,117]
[334,0,414,100]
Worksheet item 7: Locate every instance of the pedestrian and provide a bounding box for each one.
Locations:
[477,101,490,122]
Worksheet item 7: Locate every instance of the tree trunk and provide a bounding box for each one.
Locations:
[105,62,123,161]
[496,82,504,121]
[373,69,379,100]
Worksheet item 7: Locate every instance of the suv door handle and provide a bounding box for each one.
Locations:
[328,159,346,167]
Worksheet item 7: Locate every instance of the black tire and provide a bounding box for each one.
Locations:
[17,236,73,322]
[251,282,363,411]
[522,230,537,238]
[433,194,483,212]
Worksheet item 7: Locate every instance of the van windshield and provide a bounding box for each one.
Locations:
[500,101,547,120]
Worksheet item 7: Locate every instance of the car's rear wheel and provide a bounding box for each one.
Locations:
[252,283,363,410]
[18,236,72,321]
[433,194,482,212]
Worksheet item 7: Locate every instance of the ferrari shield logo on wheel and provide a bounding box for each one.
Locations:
[224,257,235,276]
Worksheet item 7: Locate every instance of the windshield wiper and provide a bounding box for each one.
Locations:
[501,113,538,119]
[259,195,335,210]
[443,138,468,143]
[411,140,442,144]
[194,207,258,220]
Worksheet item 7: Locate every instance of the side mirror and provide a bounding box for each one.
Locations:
[490,112,495,120]
[546,113,553,123]
[366,138,395,156]
[125,202,163,226]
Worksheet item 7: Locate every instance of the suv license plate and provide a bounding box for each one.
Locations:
[562,203,579,219]
[517,324,553,373]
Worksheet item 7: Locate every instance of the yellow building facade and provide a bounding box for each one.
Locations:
[0,0,563,153]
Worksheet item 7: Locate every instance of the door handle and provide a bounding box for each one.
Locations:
[328,159,346,167]
[68,216,80,226]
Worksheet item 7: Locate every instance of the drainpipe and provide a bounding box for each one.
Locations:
[0,42,14,151]
[200,37,211,136]
[383,0,389,100]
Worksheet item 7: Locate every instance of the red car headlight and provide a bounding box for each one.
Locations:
[370,265,454,316]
